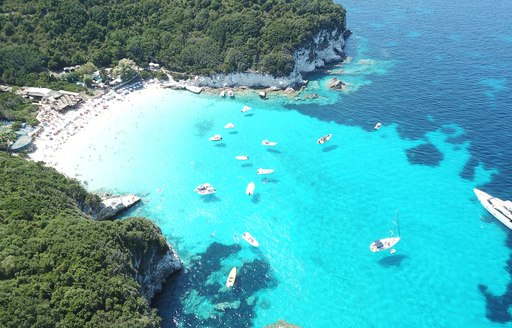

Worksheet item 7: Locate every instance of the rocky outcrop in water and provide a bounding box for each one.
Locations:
[91,194,141,221]
[327,77,346,90]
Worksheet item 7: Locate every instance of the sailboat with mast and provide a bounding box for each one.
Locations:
[370,210,401,253]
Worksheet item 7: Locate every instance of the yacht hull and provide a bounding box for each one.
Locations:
[370,237,400,252]
[474,188,512,230]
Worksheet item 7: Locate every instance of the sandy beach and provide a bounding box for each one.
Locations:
[28,81,163,174]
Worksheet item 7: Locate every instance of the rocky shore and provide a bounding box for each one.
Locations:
[164,28,351,91]
[134,238,182,301]
[93,194,141,221]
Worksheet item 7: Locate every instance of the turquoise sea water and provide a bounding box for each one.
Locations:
[57,0,512,326]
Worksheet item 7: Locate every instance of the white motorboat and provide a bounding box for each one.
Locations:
[474,188,512,230]
[370,210,400,253]
[246,182,255,195]
[257,168,274,175]
[317,134,332,144]
[226,267,237,287]
[261,139,277,146]
[209,134,222,141]
[194,183,216,195]
[242,232,259,247]
[224,123,235,129]
[220,90,226,97]
[227,90,234,98]
[259,91,267,99]
[235,155,249,161]
[241,105,251,113]
[374,122,382,130]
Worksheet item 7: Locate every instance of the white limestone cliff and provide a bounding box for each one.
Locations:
[188,28,349,89]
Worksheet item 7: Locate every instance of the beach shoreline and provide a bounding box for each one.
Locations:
[28,81,163,174]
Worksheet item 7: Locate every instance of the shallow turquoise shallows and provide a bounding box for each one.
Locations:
[56,0,512,326]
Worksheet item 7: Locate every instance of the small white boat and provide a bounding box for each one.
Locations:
[242,232,259,247]
[370,210,400,253]
[220,90,226,97]
[259,91,267,99]
[241,105,251,113]
[370,237,400,253]
[235,155,249,161]
[246,182,255,195]
[474,188,512,230]
[209,134,222,141]
[257,168,274,175]
[261,139,277,146]
[224,123,235,129]
[317,134,332,144]
[227,90,234,98]
[226,267,237,287]
[374,122,382,130]
[194,183,216,195]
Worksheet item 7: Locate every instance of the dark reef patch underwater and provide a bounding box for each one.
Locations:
[479,234,512,323]
[153,242,277,327]
[405,143,444,166]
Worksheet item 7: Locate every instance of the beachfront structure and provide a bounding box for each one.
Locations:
[148,62,160,70]
[20,87,83,112]
[10,135,33,152]
[63,65,81,73]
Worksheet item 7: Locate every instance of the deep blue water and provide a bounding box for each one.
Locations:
[301,0,512,192]
[56,0,512,326]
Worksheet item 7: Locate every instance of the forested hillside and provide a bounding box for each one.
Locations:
[0,0,345,84]
[0,153,173,328]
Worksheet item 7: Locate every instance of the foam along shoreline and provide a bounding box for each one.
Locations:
[28,81,163,173]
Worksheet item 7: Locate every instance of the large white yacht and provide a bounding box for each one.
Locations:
[474,188,512,230]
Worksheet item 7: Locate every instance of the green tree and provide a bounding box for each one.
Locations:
[112,58,138,82]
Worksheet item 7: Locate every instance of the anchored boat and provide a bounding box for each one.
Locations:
[209,134,222,141]
[261,139,277,146]
[246,182,255,195]
[474,188,512,230]
[317,134,332,144]
[257,168,274,175]
[370,210,400,253]
[226,267,237,288]
[242,232,259,247]
[194,183,216,195]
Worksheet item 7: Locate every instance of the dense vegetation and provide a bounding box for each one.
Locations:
[0,92,39,125]
[0,0,345,84]
[0,153,172,327]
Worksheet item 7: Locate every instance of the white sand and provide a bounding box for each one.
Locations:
[29,81,163,175]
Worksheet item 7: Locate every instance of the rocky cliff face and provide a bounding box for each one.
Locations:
[192,71,305,89]
[293,28,349,74]
[132,238,182,301]
[190,28,350,89]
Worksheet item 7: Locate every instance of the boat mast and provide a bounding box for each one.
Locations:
[395,209,400,237]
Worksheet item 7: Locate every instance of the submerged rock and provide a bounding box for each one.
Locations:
[327,77,346,90]
[303,93,319,99]
[264,320,301,328]
[214,300,241,311]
